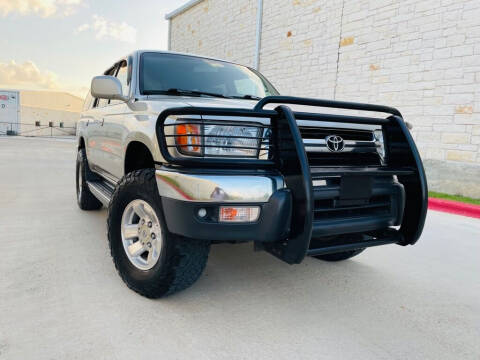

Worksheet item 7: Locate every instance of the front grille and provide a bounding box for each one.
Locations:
[313,195,391,221]
[299,126,382,166]
[300,127,374,141]
[310,177,404,237]
[307,152,382,166]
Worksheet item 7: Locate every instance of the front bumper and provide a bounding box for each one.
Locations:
[156,168,405,243]
[155,168,285,203]
[154,96,428,264]
[156,168,292,242]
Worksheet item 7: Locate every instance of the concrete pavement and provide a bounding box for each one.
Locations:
[0,136,479,359]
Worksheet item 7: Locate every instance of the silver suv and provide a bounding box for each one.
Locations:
[76,50,428,298]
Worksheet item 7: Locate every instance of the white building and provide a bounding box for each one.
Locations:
[0,89,82,136]
[166,0,480,197]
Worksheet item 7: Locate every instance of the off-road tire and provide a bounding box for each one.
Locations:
[76,148,103,210]
[313,248,365,262]
[107,169,210,298]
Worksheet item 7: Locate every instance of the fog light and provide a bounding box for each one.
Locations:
[198,208,207,218]
[219,206,260,223]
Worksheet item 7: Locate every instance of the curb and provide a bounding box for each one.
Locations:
[428,198,480,219]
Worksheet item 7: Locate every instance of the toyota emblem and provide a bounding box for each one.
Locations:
[325,135,344,152]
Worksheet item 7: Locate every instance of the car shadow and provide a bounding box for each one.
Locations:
[78,207,402,308]
[165,242,395,307]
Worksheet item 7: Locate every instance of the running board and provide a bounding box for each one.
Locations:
[87,180,114,207]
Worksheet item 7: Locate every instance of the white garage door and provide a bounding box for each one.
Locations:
[0,90,20,135]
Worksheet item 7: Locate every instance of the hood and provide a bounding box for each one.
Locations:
[130,95,257,116]
[139,95,258,114]
[136,95,378,130]
[179,97,259,109]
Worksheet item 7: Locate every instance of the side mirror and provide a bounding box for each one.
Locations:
[91,75,128,102]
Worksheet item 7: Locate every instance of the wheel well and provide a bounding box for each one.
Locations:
[124,141,155,174]
[78,137,85,149]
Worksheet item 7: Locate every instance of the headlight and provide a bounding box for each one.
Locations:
[374,129,386,163]
[174,122,263,158]
[203,124,260,157]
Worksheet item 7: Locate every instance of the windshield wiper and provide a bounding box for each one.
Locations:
[230,94,263,100]
[144,88,230,99]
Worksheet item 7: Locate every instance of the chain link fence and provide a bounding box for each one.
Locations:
[0,121,76,137]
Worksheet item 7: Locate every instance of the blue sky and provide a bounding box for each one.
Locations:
[0,0,187,97]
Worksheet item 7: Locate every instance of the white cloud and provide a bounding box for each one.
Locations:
[75,22,89,32]
[0,60,89,98]
[75,15,137,43]
[0,0,83,17]
[0,60,59,89]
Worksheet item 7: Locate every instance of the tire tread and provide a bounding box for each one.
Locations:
[76,149,103,210]
[107,169,210,298]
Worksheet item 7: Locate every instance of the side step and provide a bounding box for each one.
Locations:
[87,180,115,207]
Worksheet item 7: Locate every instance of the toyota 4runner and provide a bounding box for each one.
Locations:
[76,50,428,298]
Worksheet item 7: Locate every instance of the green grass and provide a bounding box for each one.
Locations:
[429,191,480,206]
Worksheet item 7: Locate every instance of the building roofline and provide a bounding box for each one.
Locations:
[165,0,205,20]
[0,88,83,100]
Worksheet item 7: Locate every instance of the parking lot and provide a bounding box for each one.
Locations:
[0,136,479,359]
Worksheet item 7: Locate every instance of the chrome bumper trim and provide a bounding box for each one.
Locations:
[155,169,284,203]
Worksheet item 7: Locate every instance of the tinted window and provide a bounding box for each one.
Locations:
[140,53,278,98]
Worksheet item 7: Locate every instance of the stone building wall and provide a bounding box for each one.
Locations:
[169,0,480,197]
[170,0,258,67]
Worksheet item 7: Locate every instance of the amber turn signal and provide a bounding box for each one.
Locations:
[219,206,260,222]
[175,123,201,155]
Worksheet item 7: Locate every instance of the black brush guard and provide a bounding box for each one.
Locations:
[156,96,428,264]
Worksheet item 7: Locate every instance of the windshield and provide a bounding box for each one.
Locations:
[140,52,279,98]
